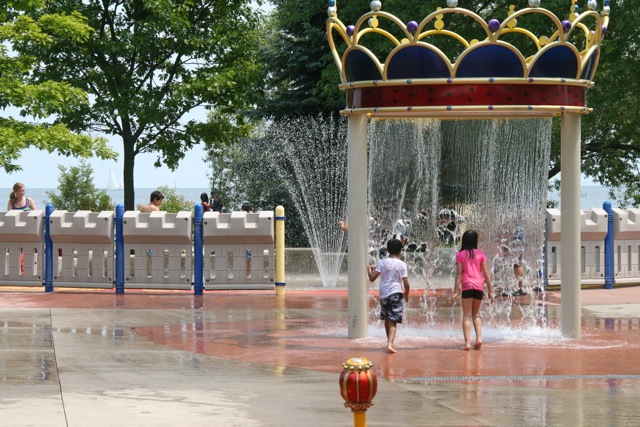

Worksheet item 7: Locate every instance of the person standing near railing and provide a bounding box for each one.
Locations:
[200,193,211,212]
[7,182,36,212]
[7,182,36,275]
[140,190,164,212]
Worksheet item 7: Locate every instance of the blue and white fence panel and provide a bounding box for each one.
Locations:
[545,208,562,284]
[611,208,640,284]
[0,210,44,286]
[203,211,275,289]
[49,210,114,288]
[580,208,608,284]
[3,203,640,290]
[545,208,608,286]
[122,211,193,290]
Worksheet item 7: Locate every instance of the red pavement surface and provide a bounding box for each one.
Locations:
[1,287,638,390]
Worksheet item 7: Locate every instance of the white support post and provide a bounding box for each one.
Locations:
[347,114,369,339]
[560,112,582,338]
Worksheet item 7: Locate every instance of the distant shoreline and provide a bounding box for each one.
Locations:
[1,187,205,211]
[1,185,618,212]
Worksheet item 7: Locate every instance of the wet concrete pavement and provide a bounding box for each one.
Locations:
[0,287,639,426]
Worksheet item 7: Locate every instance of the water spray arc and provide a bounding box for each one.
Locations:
[326,0,610,339]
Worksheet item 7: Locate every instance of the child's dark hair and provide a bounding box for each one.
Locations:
[200,192,209,203]
[387,238,403,256]
[150,190,164,202]
[460,230,479,259]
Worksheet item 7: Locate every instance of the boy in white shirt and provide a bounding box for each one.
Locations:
[367,239,410,353]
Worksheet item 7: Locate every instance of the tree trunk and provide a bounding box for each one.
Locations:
[123,136,136,211]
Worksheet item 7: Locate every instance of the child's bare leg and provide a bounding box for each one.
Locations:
[473,315,482,349]
[462,316,472,350]
[386,319,397,353]
[461,298,473,350]
[472,299,483,349]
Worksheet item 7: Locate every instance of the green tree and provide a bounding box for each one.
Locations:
[205,128,310,246]
[0,1,117,173]
[45,160,114,211]
[255,3,340,118]
[200,110,259,212]
[19,0,264,210]
[577,0,640,206]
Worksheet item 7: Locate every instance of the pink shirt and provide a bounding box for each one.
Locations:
[455,249,487,291]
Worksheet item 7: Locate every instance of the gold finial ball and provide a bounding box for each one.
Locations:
[342,357,374,371]
[370,1,382,12]
[446,0,458,7]
[528,0,541,7]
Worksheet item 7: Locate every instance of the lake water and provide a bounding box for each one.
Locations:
[548,185,620,210]
[1,188,206,211]
[0,185,621,212]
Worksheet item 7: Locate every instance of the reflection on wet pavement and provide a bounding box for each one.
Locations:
[0,288,639,426]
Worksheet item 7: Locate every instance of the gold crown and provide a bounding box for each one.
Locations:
[326,1,610,117]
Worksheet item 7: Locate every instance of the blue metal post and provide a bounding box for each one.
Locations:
[603,200,614,289]
[115,204,125,294]
[193,204,204,295]
[44,204,54,292]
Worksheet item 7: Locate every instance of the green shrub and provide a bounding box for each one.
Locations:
[45,161,114,211]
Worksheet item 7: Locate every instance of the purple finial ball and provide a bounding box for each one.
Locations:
[488,19,500,32]
[346,25,355,36]
[407,21,418,33]
[602,25,607,36]
[562,20,572,32]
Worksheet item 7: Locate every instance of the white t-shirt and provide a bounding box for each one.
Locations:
[375,257,408,299]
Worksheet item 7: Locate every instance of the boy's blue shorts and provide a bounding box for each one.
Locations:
[380,292,404,323]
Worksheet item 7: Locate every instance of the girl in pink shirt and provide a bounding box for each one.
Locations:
[452,230,494,350]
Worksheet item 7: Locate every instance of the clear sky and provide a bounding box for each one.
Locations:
[0,94,211,190]
[0,134,211,189]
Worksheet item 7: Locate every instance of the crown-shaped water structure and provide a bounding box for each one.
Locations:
[326,0,610,117]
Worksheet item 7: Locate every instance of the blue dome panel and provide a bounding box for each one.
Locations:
[345,50,382,82]
[581,48,600,81]
[387,45,450,79]
[530,45,579,78]
[456,45,524,78]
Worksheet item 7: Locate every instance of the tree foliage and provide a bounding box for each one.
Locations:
[17,0,265,210]
[578,0,640,206]
[0,0,116,173]
[45,160,114,211]
[206,129,310,247]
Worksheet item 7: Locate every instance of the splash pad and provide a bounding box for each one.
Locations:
[326,0,610,338]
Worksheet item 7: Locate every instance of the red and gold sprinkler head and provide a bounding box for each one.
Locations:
[339,357,378,413]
